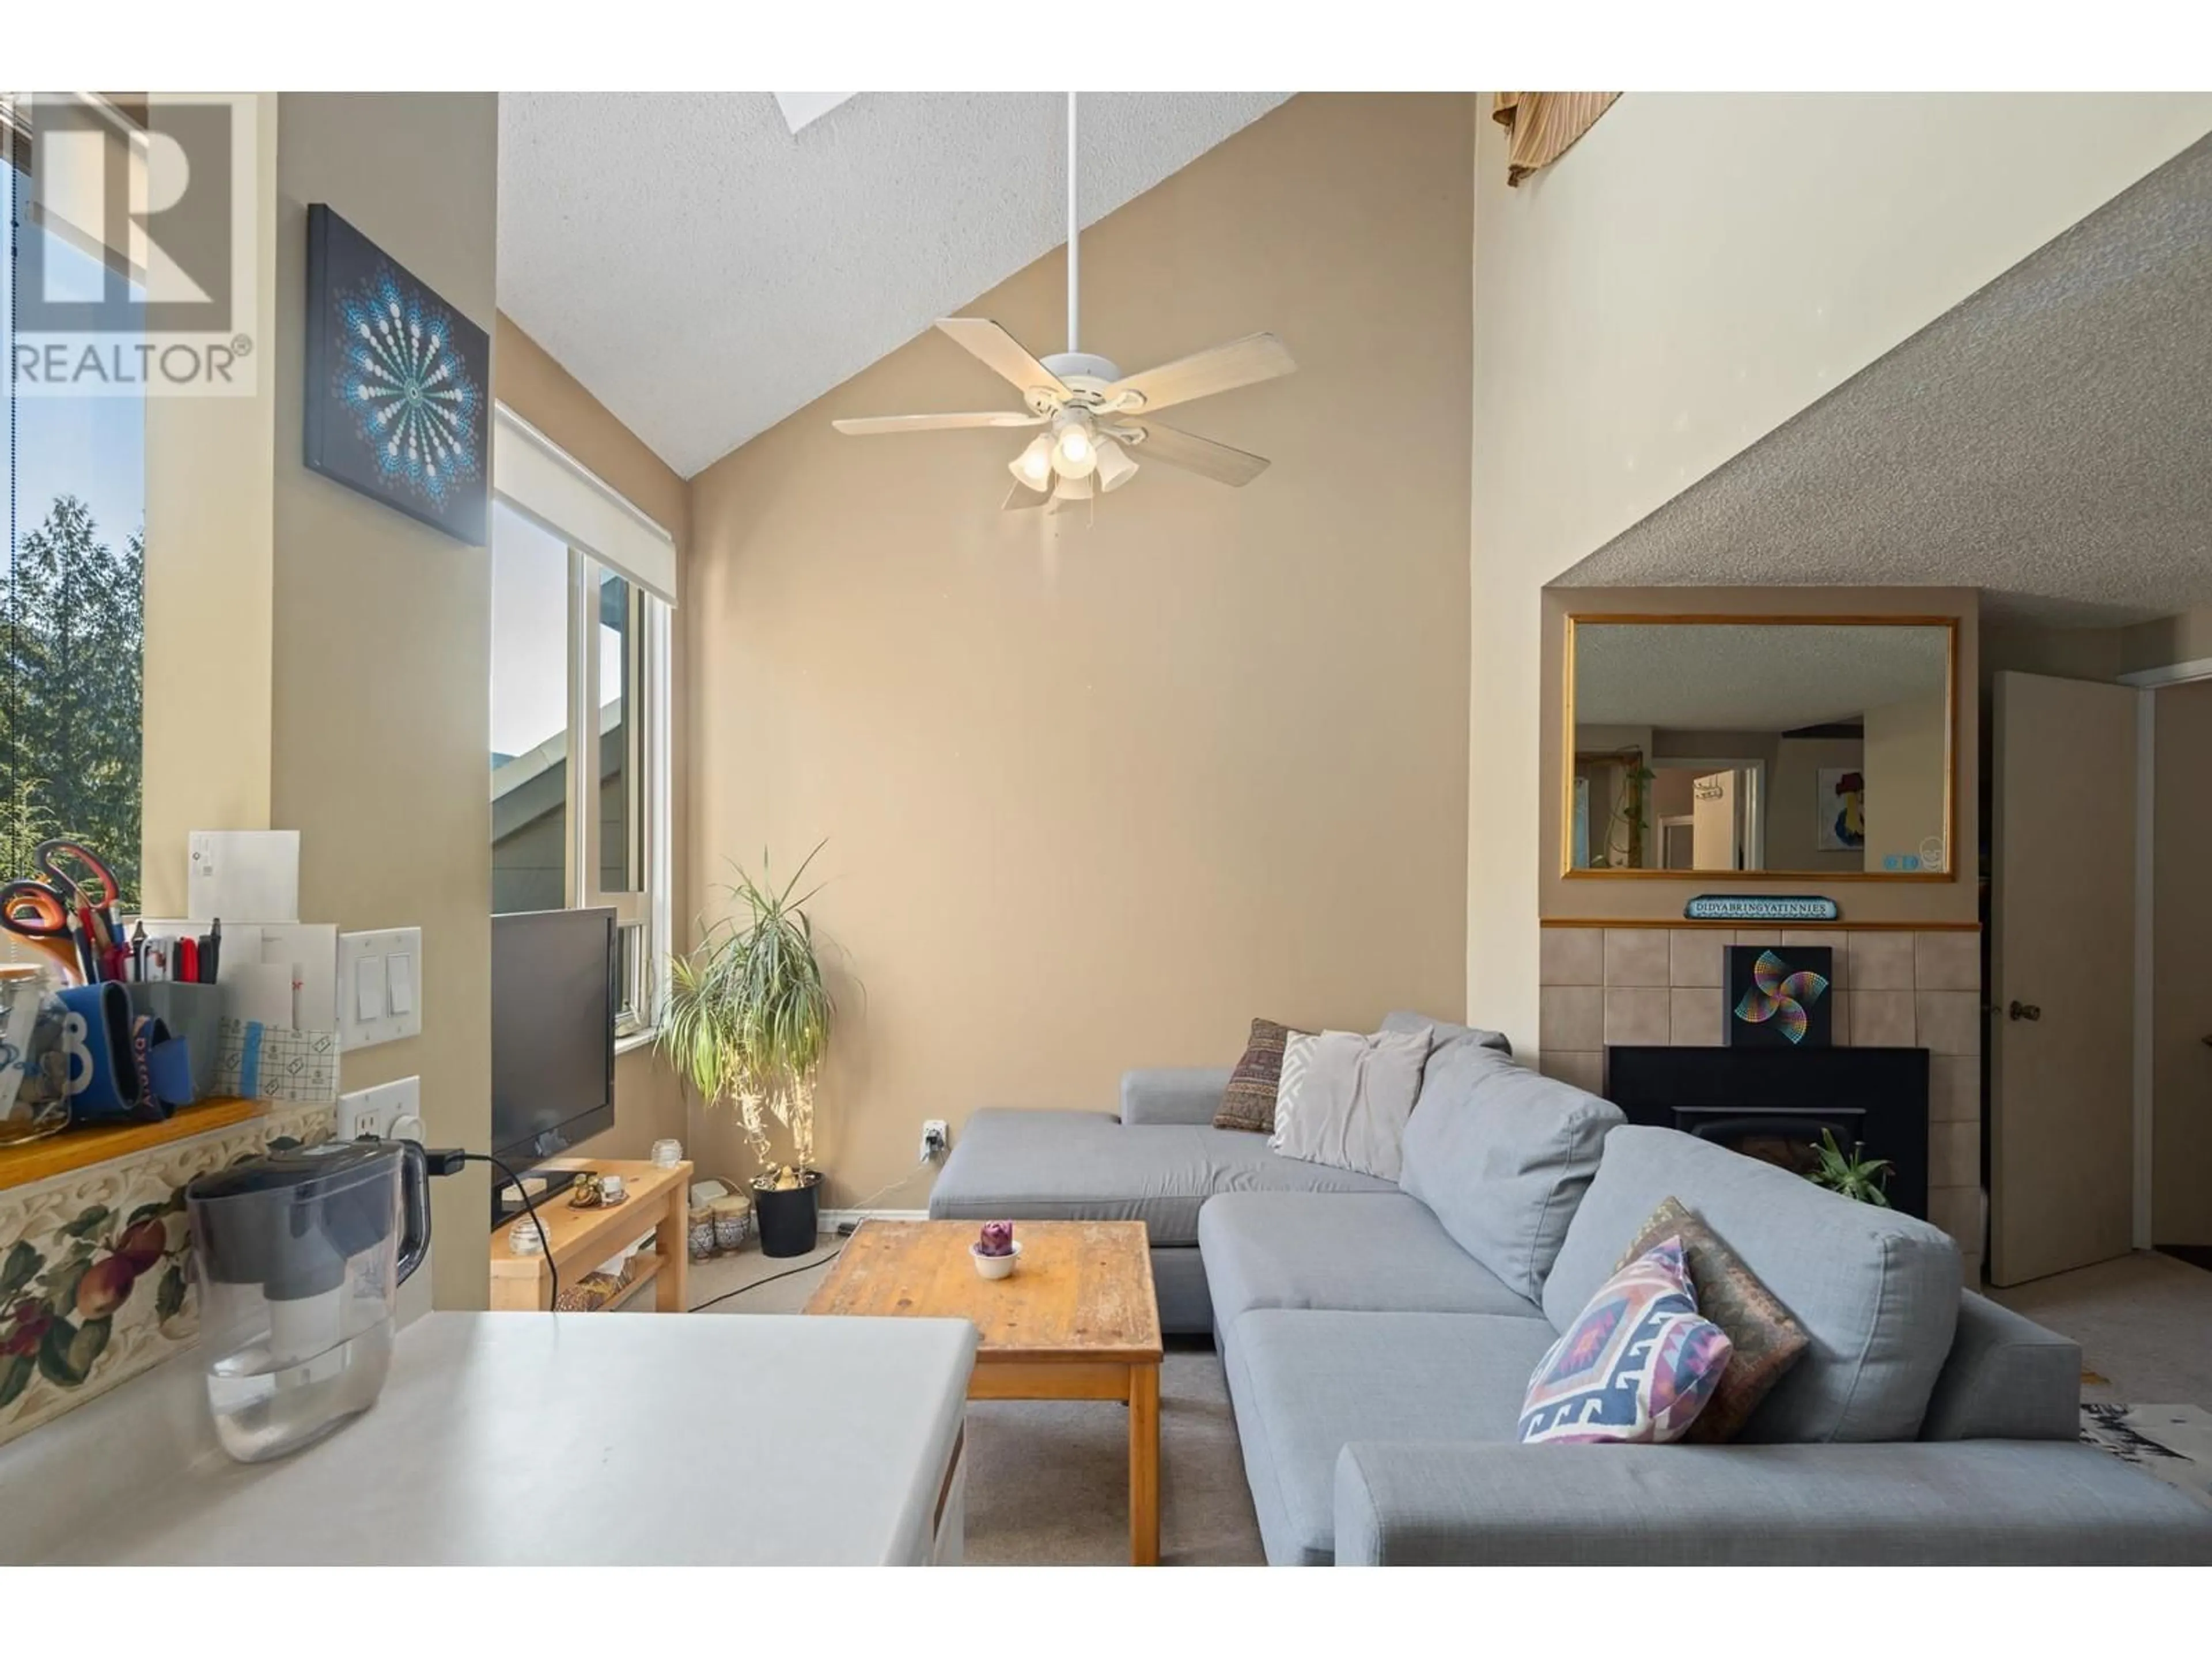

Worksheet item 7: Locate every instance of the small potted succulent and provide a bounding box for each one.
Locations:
[1805,1128,1893,1207]
[970,1220,1021,1280]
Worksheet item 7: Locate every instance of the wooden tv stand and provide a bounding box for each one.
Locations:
[488,1157,692,1313]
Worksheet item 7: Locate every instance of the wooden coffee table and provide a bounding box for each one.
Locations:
[804,1219,1163,1564]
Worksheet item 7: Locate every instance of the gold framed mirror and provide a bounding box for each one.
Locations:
[1562,615,1957,881]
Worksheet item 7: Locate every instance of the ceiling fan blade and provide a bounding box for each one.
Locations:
[1102,332,1295,414]
[1126,421,1271,487]
[833,411,1044,435]
[934,318,1070,403]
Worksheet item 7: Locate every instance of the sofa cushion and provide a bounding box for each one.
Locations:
[1544,1126,1961,1444]
[1271,1027,1430,1180]
[927,1109,1396,1248]
[1224,1309,1557,1566]
[1198,1192,1544,1330]
[1397,1049,1622,1304]
[1614,1196,1810,1444]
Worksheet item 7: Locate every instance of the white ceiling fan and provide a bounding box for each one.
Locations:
[832,92,1296,516]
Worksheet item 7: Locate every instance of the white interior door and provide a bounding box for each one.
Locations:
[1990,671,2138,1286]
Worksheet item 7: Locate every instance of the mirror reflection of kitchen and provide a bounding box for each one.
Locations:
[1567,620,1953,876]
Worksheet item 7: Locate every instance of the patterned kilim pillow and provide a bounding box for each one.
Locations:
[1214,1017,1312,1132]
[1518,1236,1733,1445]
[1614,1196,1809,1443]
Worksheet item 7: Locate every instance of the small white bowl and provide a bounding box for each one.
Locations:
[971,1240,1022,1280]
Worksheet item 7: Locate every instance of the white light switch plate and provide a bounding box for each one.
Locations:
[337,1076,421,1142]
[338,927,422,1050]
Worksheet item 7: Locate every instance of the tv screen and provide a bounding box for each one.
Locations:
[490,907,617,1193]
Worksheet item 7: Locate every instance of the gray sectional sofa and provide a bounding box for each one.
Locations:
[930,1013,2212,1565]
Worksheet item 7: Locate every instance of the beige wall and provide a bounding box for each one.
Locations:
[1864,688,1949,870]
[1539,587,1980,926]
[267,94,499,1311]
[685,93,1476,1205]
[492,315,691,1163]
[141,95,279,915]
[1471,93,2212,1054]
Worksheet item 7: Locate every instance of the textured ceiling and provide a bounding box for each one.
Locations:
[1556,132,2212,628]
[1574,622,1950,732]
[498,92,1291,478]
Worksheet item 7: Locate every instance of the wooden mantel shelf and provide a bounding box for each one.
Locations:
[0,1097,260,1192]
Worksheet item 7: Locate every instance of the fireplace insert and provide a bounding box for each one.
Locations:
[1604,1046,1929,1219]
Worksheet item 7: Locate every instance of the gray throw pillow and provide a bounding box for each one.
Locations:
[1270,1027,1432,1182]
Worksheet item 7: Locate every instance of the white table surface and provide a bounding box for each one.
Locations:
[47,1311,977,1566]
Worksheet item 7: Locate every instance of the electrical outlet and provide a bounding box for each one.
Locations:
[921,1119,949,1161]
[336,1077,422,1142]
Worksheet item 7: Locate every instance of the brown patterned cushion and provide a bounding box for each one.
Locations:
[1615,1196,1810,1443]
[1214,1018,1312,1132]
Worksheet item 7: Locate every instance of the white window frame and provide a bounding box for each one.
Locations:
[493,407,675,1048]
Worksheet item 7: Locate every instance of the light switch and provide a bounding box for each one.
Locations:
[338,926,423,1051]
[356,955,385,1021]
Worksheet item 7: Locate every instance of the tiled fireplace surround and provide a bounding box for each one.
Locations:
[1537,925,1984,1282]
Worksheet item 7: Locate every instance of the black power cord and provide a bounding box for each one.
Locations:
[688,1243,843,1313]
[685,1155,936,1312]
[427,1149,558,1309]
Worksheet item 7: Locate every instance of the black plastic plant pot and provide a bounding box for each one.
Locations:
[754,1172,822,1258]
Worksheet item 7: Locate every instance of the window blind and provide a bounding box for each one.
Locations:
[493,404,677,607]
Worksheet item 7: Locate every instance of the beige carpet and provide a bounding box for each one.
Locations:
[683,1238,1268,1565]
[1989,1250,2212,1404]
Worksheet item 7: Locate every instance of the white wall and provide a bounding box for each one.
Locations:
[1469,92,2212,1050]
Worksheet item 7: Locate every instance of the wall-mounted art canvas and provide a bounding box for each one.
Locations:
[1725,945,1833,1047]
[303,204,488,544]
[1816,767,1865,851]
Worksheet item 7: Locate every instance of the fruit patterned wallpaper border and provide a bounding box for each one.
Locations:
[0,1103,335,1450]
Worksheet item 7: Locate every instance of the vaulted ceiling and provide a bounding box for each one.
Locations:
[1556,131,2212,628]
[497,92,1290,478]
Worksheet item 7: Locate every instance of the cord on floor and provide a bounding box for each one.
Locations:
[689,1244,843,1312]
[685,1156,935,1312]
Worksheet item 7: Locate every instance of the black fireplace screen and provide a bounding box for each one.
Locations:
[1604,1047,1929,1219]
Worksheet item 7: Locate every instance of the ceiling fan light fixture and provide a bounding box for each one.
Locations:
[1050,411,1099,479]
[1093,436,1138,493]
[1008,433,1055,489]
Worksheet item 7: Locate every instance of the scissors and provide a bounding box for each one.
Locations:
[1,839,123,984]
[0,877,90,983]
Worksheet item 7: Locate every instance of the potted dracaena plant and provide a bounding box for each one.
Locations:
[661,843,839,1257]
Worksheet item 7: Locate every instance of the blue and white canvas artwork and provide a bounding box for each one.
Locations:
[303,204,488,544]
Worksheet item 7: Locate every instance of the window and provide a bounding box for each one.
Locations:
[2,96,147,901]
[489,411,674,1040]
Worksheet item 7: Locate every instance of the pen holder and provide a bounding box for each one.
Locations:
[127,982,223,1104]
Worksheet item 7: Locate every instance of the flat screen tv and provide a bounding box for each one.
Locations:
[490,907,617,1214]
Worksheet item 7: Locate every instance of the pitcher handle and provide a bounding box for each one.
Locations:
[395,1139,432,1285]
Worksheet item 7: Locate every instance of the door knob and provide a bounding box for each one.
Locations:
[2008,1000,2041,1022]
